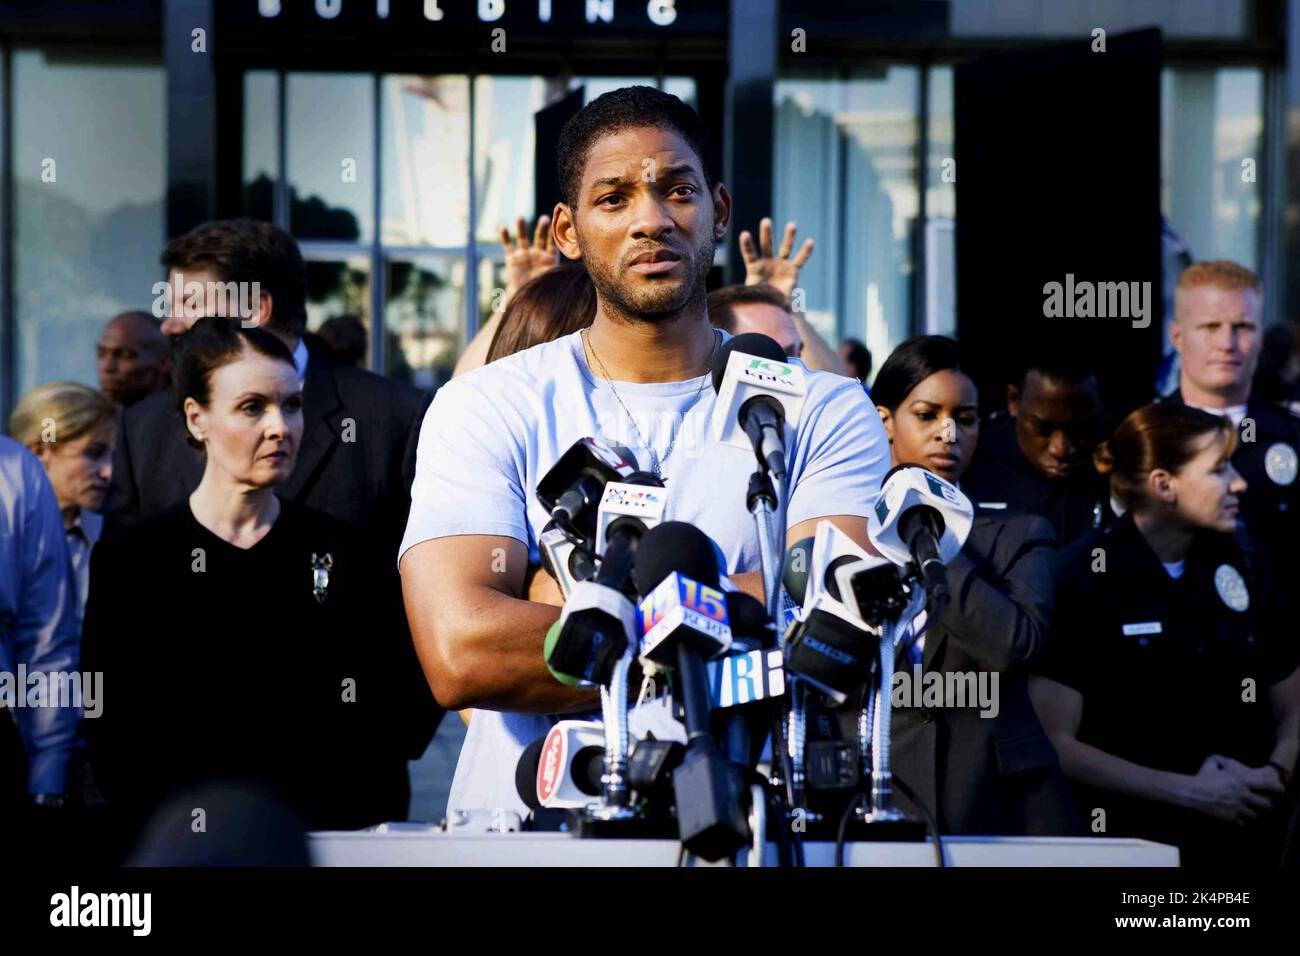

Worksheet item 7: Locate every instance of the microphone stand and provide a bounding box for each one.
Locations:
[746,470,786,621]
[859,582,927,825]
[590,648,636,820]
[746,467,808,841]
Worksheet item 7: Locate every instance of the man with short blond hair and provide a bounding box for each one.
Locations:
[1165,259,1300,579]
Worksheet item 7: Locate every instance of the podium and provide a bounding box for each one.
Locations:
[307,828,1179,866]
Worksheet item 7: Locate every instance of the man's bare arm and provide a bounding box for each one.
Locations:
[729,514,876,601]
[400,534,598,714]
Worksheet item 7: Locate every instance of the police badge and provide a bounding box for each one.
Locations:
[1264,442,1297,487]
[311,552,333,603]
[1213,564,1249,613]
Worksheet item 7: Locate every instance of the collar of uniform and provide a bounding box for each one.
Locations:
[1110,509,1238,582]
[66,508,104,546]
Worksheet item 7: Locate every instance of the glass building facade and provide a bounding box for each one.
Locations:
[0,0,1291,421]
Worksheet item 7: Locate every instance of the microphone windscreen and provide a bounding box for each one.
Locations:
[633,521,722,594]
[515,736,546,810]
[725,591,774,649]
[621,470,665,488]
[710,332,788,393]
[782,536,814,605]
[570,746,605,797]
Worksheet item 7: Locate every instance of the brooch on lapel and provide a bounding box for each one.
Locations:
[310,552,333,604]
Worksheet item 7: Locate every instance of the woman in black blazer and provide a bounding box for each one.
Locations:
[82,320,413,858]
[870,336,1080,835]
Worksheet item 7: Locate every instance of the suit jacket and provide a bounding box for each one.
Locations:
[104,347,442,763]
[889,506,1083,836]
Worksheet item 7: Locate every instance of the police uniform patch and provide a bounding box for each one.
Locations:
[1264,442,1298,486]
[1213,564,1250,612]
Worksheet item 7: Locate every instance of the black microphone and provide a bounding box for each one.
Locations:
[515,728,604,810]
[713,591,778,771]
[594,470,663,597]
[546,471,663,687]
[899,507,949,614]
[516,737,546,811]
[535,438,638,545]
[634,522,750,861]
[710,333,796,480]
[872,462,974,619]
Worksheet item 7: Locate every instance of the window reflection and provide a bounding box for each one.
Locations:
[384,257,466,392]
[287,73,373,242]
[1161,67,1262,267]
[773,68,919,365]
[12,51,165,396]
[304,257,370,337]
[382,75,470,247]
[474,76,553,242]
[242,70,278,222]
[925,65,955,337]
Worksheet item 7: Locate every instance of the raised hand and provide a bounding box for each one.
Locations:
[738,217,814,301]
[501,215,559,304]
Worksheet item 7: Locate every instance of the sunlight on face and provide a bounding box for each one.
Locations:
[188,347,303,490]
[879,369,980,485]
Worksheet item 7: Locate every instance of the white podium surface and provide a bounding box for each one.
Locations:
[307,829,1179,867]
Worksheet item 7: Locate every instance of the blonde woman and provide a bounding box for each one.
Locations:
[9,382,117,616]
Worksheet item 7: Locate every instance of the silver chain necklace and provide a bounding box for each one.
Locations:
[583,327,719,483]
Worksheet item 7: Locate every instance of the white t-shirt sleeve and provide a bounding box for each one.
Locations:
[398,376,530,564]
[786,377,890,528]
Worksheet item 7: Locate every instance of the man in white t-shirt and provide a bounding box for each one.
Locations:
[398,87,890,816]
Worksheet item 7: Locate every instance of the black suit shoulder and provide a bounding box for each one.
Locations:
[319,358,431,419]
[966,505,1057,562]
[118,390,185,457]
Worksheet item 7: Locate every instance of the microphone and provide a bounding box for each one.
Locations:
[709,333,806,480]
[516,721,607,810]
[633,522,749,861]
[536,438,639,545]
[783,520,900,703]
[710,592,782,772]
[546,471,665,687]
[868,464,974,617]
[538,519,598,601]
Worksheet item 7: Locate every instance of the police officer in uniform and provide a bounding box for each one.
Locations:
[1159,261,1300,599]
[1031,403,1299,867]
[872,337,1081,836]
[962,350,1112,547]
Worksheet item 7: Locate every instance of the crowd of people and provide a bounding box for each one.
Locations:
[2,85,1299,866]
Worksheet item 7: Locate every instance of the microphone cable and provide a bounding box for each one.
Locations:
[771,709,805,867]
[833,772,946,868]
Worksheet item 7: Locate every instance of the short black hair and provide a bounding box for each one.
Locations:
[162,219,309,337]
[839,337,872,383]
[317,314,368,366]
[1011,335,1097,388]
[871,335,967,412]
[174,317,296,449]
[556,86,716,208]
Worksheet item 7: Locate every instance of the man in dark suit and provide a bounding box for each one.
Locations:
[105,219,442,816]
